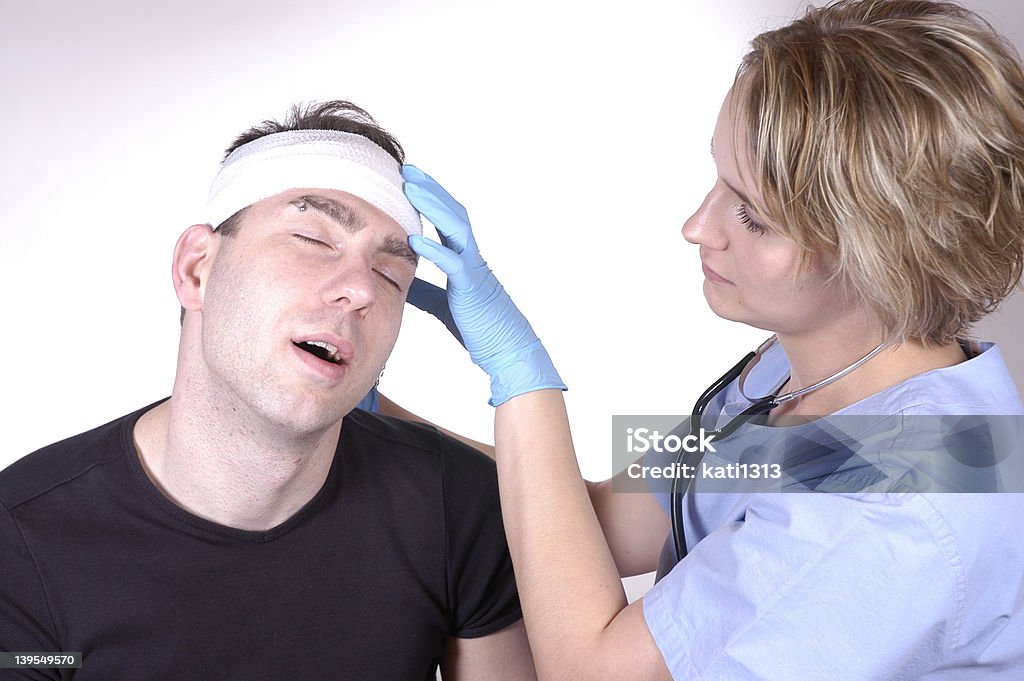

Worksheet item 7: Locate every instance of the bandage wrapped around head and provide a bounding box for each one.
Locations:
[204,129,422,236]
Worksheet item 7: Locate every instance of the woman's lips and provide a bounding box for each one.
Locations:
[701,261,733,285]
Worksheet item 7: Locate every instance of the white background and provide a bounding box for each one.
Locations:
[2,0,1023,479]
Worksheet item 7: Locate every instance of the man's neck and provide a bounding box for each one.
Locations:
[133,393,341,532]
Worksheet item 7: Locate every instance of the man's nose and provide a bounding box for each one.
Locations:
[323,258,376,313]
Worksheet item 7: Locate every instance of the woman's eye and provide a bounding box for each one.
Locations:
[735,205,767,236]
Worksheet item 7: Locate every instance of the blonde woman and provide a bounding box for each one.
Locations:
[397,0,1024,677]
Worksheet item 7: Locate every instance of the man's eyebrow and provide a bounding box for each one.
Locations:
[298,194,367,233]
[379,235,419,268]
[294,193,416,266]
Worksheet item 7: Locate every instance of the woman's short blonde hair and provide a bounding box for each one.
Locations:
[735,0,1024,344]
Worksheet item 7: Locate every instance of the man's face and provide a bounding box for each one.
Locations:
[195,188,417,435]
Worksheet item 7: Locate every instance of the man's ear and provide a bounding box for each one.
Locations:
[172,224,218,312]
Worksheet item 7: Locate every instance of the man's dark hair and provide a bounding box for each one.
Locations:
[215,100,405,237]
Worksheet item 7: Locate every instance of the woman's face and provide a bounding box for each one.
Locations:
[683,88,857,338]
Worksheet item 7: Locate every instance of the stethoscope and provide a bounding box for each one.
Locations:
[656,335,888,579]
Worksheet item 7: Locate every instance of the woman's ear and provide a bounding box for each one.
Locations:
[172,224,218,312]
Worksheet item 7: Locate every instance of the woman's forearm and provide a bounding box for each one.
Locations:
[494,389,647,679]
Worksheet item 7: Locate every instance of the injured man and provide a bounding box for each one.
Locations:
[0,100,535,681]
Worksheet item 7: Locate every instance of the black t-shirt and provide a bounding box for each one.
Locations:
[0,402,521,680]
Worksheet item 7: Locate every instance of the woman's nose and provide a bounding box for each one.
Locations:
[682,184,728,250]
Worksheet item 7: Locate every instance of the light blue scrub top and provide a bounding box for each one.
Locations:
[643,341,1024,680]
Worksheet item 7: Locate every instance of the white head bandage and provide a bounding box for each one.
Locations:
[204,129,422,236]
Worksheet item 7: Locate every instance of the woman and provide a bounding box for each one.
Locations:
[397,0,1024,677]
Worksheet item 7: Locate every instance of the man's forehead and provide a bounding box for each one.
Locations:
[263,188,405,235]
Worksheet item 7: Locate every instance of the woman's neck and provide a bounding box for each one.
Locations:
[770,331,967,419]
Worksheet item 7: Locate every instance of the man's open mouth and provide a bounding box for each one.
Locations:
[293,340,344,365]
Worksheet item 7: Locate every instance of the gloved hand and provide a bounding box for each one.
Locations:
[402,164,566,406]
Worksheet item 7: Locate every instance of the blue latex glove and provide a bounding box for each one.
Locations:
[402,164,566,406]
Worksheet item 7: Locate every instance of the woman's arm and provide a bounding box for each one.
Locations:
[401,167,673,677]
[494,390,671,680]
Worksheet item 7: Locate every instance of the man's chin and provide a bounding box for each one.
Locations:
[251,393,359,440]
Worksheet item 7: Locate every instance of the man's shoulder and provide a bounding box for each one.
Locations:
[341,409,496,474]
[343,408,471,451]
[0,403,153,510]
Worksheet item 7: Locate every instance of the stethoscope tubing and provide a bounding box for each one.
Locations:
[666,336,888,567]
[669,351,757,561]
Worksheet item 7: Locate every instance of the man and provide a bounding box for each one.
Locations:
[0,101,534,680]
